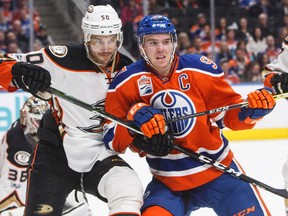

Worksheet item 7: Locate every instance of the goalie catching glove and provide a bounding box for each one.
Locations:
[127,102,167,138]
[239,88,276,124]
[132,133,174,156]
[12,62,51,99]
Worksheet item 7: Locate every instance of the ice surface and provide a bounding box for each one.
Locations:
[87,139,288,215]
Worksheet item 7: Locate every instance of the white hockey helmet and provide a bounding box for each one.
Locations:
[20,96,50,143]
[81,4,123,49]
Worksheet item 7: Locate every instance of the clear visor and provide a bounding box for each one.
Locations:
[88,35,119,51]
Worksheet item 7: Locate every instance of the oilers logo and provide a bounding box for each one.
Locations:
[151,90,196,138]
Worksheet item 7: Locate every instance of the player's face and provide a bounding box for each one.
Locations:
[88,35,118,66]
[142,34,174,73]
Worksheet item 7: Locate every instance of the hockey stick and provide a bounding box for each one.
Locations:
[166,91,288,123]
[46,87,140,134]
[46,86,288,199]
[173,145,288,198]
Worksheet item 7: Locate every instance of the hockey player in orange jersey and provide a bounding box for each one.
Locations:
[103,14,275,215]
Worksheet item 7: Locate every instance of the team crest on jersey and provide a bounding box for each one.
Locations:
[49,46,68,57]
[138,75,153,96]
[77,100,105,133]
[151,90,196,138]
[34,204,54,214]
[77,124,104,133]
[14,151,30,166]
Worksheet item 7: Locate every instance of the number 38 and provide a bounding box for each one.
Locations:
[9,168,28,182]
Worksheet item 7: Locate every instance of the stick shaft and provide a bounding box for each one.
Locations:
[166,92,288,123]
[173,145,288,198]
[47,86,288,198]
[47,87,142,135]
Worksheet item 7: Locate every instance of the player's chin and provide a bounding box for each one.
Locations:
[154,59,169,67]
[98,55,113,64]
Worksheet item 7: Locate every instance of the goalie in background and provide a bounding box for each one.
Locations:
[0,96,91,216]
[262,36,288,216]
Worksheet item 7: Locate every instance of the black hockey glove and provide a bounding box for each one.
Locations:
[12,62,51,95]
[270,73,288,94]
[132,133,174,156]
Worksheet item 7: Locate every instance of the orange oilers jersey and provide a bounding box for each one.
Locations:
[104,54,256,191]
[0,45,133,172]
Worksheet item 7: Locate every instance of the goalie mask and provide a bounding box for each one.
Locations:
[136,14,177,70]
[81,4,123,66]
[20,96,49,145]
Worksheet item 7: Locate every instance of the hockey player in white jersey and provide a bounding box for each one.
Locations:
[0,96,91,216]
[0,4,143,216]
[262,36,288,216]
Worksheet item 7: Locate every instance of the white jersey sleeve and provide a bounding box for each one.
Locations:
[7,46,116,172]
[264,41,288,74]
[6,47,68,87]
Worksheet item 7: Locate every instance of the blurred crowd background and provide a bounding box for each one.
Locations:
[0,0,54,53]
[1,0,288,84]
